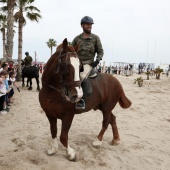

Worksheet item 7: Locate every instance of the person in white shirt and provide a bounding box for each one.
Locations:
[0,72,7,115]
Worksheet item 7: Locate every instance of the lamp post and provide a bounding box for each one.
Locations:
[34,51,37,65]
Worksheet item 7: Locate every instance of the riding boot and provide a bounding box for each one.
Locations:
[75,78,88,110]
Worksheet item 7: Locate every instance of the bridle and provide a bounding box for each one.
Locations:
[54,49,81,88]
[42,49,81,98]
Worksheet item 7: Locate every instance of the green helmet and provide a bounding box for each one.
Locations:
[81,16,94,25]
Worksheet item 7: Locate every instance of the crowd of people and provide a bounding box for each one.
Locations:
[0,60,19,115]
[97,64,134,76]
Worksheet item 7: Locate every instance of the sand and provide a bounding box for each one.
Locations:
[0,73,170,170]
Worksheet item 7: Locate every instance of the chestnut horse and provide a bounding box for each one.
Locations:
[39,38,131,161]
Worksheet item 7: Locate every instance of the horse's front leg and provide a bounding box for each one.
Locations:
[60,114,78,161]
[46,115,58,155]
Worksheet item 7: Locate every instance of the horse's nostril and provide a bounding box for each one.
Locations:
[70,96,77,103]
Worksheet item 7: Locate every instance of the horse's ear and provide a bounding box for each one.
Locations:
[74,41,81,52]
[62,38,68,52]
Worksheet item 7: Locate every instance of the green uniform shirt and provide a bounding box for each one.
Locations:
[24,55,33,66]
[72,33,104,65]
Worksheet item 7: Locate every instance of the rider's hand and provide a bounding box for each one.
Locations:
[92,59,100,68]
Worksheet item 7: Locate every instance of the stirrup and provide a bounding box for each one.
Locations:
[89,68,97,78]
[75,99,85,110]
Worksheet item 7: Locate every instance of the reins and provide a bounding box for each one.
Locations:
[42,81,61,92]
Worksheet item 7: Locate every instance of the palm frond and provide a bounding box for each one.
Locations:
[14,11,21,22]
[46,39,57,48]
[28,0,35,3]
[25,6,40,12]
[0,0,7,3]
[0,6,8,12]
[26,12,41,22]
[0,14,7,20]
[22,17,26,26]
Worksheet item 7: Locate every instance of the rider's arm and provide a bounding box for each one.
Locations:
[95,36,104,62]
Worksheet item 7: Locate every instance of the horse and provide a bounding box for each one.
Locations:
[39,38,131,161]
[21,60,40,91]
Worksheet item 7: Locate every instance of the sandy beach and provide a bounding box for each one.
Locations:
[0,73,170,170]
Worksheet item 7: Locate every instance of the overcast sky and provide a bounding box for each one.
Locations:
[1,0,170,66]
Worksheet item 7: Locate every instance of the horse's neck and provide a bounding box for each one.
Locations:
[43,72,62,89]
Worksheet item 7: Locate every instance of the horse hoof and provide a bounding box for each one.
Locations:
[22,84,25,87]
[69,153,79,162]
[92,138,102,148]
[47,148,56,156]
[28,87,32,90]
[111,138,120,145]
[66,145,78,161]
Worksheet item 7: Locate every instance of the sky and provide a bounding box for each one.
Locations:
[1,0,170,67]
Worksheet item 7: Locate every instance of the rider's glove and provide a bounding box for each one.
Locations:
[92,59,100,68]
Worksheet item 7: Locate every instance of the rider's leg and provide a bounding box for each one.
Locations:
[76,64,92,110]
[80,64,92,80]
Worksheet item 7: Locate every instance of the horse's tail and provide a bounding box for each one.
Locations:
[119,90,132,109]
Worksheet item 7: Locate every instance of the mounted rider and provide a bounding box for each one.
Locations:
[72,16,104,110]
[23,52,33,68]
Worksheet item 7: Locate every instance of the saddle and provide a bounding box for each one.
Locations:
[82,68,98,97]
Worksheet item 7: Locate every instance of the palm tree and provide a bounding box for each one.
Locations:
[0,13,7,60]
[13,0,41,80]
[46,38,57,56]
[7,0,15,61]
[0,0,16,61]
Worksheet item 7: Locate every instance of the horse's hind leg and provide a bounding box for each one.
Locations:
[28,78,32,90]
[35,77,40,91]
[92,110,111,148]
[22,76,25,87]
[46,114,58,156]
[109,113,120,145]
[26,78,29,87]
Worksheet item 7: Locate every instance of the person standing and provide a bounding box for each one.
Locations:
[0,72,7,115]
[72,16,104,109]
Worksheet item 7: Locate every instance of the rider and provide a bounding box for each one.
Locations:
[72,16,104,110]
[24,52,33,67]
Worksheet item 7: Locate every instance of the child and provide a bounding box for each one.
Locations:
[0,72,7,115]
[9,72,20,104]
[1,71,11,112]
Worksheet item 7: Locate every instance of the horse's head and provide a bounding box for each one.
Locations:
[52,38,83,103]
